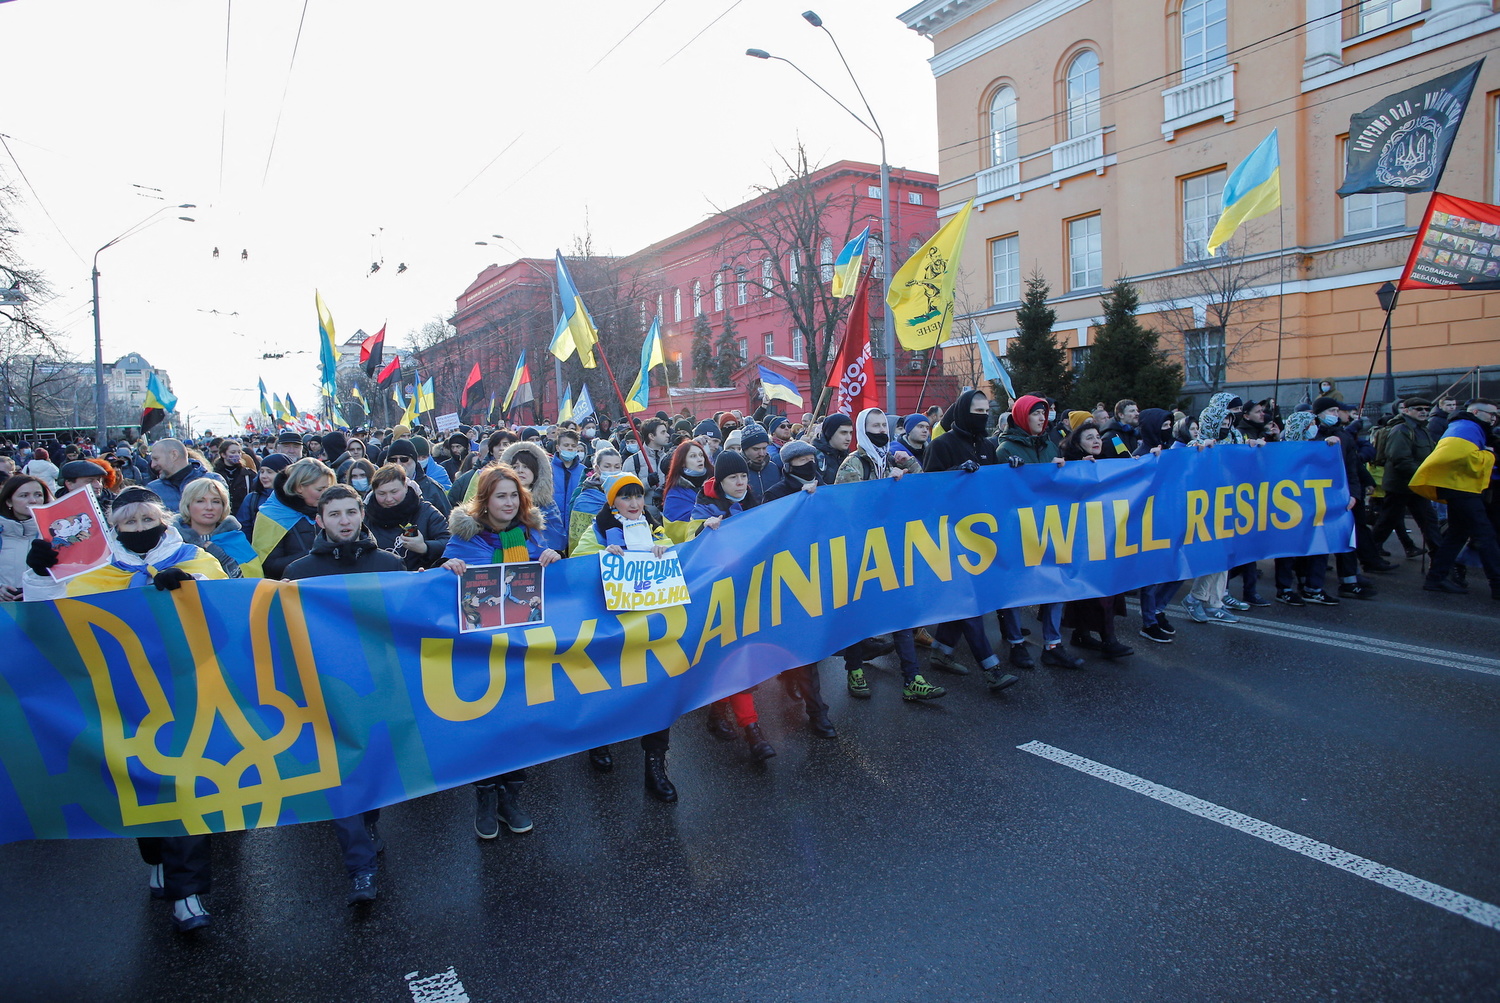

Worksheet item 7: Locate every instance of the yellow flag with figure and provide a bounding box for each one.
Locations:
[887,199,974,350]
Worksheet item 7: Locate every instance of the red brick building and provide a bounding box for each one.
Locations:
[432,160,954,424]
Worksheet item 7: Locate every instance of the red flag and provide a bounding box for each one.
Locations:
[359,324,386,377]
[375,355,401,385]
[461,362,483,410]
[1399,192,1500,291]
[826,277,879,417]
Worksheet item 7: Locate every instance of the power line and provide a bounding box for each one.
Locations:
[589,0,673,72]
[219,0,232,199]
[660,0,747,67]
[448,133,525,204]
[0,133,86,265]
[261,0,311,188]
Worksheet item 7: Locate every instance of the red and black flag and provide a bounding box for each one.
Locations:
[1399,193,1500,292]
[375,355,401,386]
[461,363,483,412]
[360,324,386,378]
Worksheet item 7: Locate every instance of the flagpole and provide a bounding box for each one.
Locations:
[592,343,657,475]
[1273,204,1286,411]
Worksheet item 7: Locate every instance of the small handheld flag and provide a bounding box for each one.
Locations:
[549,253,599,368]
[573,384,595,423]
[888,199,974,350]
[830,226,869,298]
[757,365,804,408]
[1207,129,1281,256]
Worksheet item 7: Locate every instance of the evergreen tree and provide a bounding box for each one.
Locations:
[1006,270,1072,403]
[1072,279,1184,411]
[690,313,714,387]
[713,311,740,387]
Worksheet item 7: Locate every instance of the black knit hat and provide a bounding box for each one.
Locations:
[714,449,749,481]
[820,413,852,441]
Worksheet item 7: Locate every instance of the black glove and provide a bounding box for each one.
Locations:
[25,539,60,574]
[958,460,980,473]
[647,472,660,488]
[152,568,195,591]
[1007,455,1025,468]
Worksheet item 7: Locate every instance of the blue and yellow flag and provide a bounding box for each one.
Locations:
[272,393,291,422]
[1208,130,1281,256]
[350,386,366,412]
[757,365,803,407]
[558,384,574,424]
[140,372,178,433]
[258,378,272,417]
[415,376,435,414]
[625,316,666,413]
[830,226,869,298]
[549,253,598,369]
[315,291,339,394]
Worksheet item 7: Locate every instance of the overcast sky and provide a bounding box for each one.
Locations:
[0,0,938,432]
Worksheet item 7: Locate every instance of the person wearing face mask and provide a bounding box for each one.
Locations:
[213,438,258,516]
[550,429,586,531]
[45,486,227,932]
[661,440,711,528]
[361,463,450,569]
[891,413,932,469]
[1412,398,1500,599]
[568,447,624,549]
[1309,396,1385,597]
[343,458,378,494]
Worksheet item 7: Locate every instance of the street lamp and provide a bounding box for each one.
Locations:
[92,204,195,445]
[748,14,898,416]
[1376,281,1398,408]
[475,235,564,418]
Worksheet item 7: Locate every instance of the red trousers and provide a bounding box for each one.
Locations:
[714,691,758,725]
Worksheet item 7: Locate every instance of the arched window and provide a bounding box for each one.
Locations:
[989,85,1018,165]
[692,279,703,316]
[820,237,834,282]
[1065,51,1100,138]
[1181,0,1227,80]
[713,273,724,311]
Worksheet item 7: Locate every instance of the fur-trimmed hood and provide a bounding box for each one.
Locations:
[499,441,555,508]
[449,502,542,542]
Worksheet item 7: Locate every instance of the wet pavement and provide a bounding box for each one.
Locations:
[1,560,1497,1002]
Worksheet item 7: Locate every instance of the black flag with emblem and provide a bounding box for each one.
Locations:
[1337,60,1482,198]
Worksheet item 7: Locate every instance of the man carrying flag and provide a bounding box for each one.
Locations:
[830,226,869,298]
[360,324,387,378]
[626,317,666,413]
[1207,130,1280,256]
[549,252,598,368]
[888,198,973,350]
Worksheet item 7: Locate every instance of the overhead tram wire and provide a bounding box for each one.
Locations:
[447,133,525,204]
[219,0,232,199]
[261,0,312,187]
[932,0,1377,161]
[588,0,673,72]
[0,134,86,265]
[660,0,748,67]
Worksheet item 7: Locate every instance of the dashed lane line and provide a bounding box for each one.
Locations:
[1018,740,1500,932]
[406,967,470,1003]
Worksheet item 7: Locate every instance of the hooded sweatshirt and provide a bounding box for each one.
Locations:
[925,389,1000,471]
[836,408,921,482]
[994,394,1057,465]
[1132,408,1174,456]
[1191,392,1245,447]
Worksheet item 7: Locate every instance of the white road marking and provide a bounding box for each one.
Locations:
[1148,603,1500,678]
[1017,740,1500,932]
[406,967,471,1003]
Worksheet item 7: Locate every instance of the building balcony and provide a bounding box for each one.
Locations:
[976,159,1019,196]
[1050,128,1108,180]
[1161,63,1235,141]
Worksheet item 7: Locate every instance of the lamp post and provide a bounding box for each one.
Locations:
[1376,280,1398,408]
[476,235,563,419]
[92,205,195,445]
[749,11,898,416]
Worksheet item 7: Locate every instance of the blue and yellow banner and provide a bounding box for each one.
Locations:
[0,446,1352,843]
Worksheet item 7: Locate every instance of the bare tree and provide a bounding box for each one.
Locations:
[1150,230,1284,393]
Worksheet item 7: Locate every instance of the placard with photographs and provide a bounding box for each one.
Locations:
[457,562,544,633]
[1400,192,1500,291]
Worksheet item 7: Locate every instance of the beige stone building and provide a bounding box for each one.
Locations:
[899,0,1500,409]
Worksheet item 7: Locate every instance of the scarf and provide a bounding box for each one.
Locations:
[498,523,530,562]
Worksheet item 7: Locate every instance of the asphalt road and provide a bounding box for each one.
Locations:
[1,559,1497,1003]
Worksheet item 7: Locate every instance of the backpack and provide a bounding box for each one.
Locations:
[1372,424,1392,466]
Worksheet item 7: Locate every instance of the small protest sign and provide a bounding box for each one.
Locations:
[598,549,690,612]
[457,562,544,632]
[33,487,110,581]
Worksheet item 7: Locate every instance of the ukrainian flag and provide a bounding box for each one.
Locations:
[625,316,666,413]
[757,365,803,407]
[415,375,435,414]
[258,378,272,417]
[830,226,869,298]
[316,291,340,393]
[558,384,574,424]
[1207,130,1281,256]
[549,252,598,368]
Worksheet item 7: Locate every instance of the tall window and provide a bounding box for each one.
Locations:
[788,251,800,287]
[1182,169,1225,261]
[1181,0,1227,80]
[792,330,806,362]
[1345,191,1405,234]
[713,274,724,312]
[736,267,748,306]
[1066,51,1101,138]
[1185,326,1226,386]
[990,234,1020,304]
[692,280,703,317]
[736,338,747,361]
[990,85,1018,165]
[761,259,773,297]
[1358,0,1420,33]
[1068,214,1103,290]
[763,333,775,357]
[656,293,663,321]
[673,288,682,322]
[640,301,648,328]
[820,238,834,282]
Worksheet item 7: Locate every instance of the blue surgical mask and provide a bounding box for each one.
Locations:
[626,441,640,453]
[559,450,579,462]
[350,478,370,492]
[1320,412,1339,426]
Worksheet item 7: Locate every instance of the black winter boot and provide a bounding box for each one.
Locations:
[644,752,678,803]
[743,724,776,763]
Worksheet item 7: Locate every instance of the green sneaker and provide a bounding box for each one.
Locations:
[902,674,947,701]
[846,666,871,698]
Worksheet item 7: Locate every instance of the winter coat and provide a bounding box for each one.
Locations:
[891,434,928,469]
[237,485,271,537]
[1381,414,1436,492]
[835,444,920,483]
[745,459,781,504]
[810,436,847,485]
[66,525,227,596]
[572,506,671,557]
[761,464,820,505]
[994,425,1057,465]
[422,457,453,490]
[927,390,1001,471]
[623,444,671,503]
[23,459,59,485]
[284,529,407,580]
[550,454,586,529]
[413,472,452,518]
[0,511,46,597]
[446,507,550,565]
[690,477,753,522]
[363,485,451,569]
[244,472,319,579]
[1132,408,1174,456]
[175,515,254,578]
[146,459,225,513]
[213,460,258,516]
[662,478,706,522]
[1099,419,1138,458]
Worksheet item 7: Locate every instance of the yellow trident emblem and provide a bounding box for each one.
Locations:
[57,581,340,834]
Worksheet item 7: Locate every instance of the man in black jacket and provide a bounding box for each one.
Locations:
[285,485,407,906]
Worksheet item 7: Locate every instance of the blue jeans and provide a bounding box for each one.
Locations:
[892,628,919,683]
[996,604,1061,646]
[935,617,997,667]
[333,810,382,878]
[1138,581,1181,626]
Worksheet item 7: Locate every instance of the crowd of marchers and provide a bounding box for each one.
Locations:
[0,382,1495,932]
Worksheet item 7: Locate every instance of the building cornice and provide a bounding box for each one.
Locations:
[927,0,1093,77]
[897,0,998,38]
